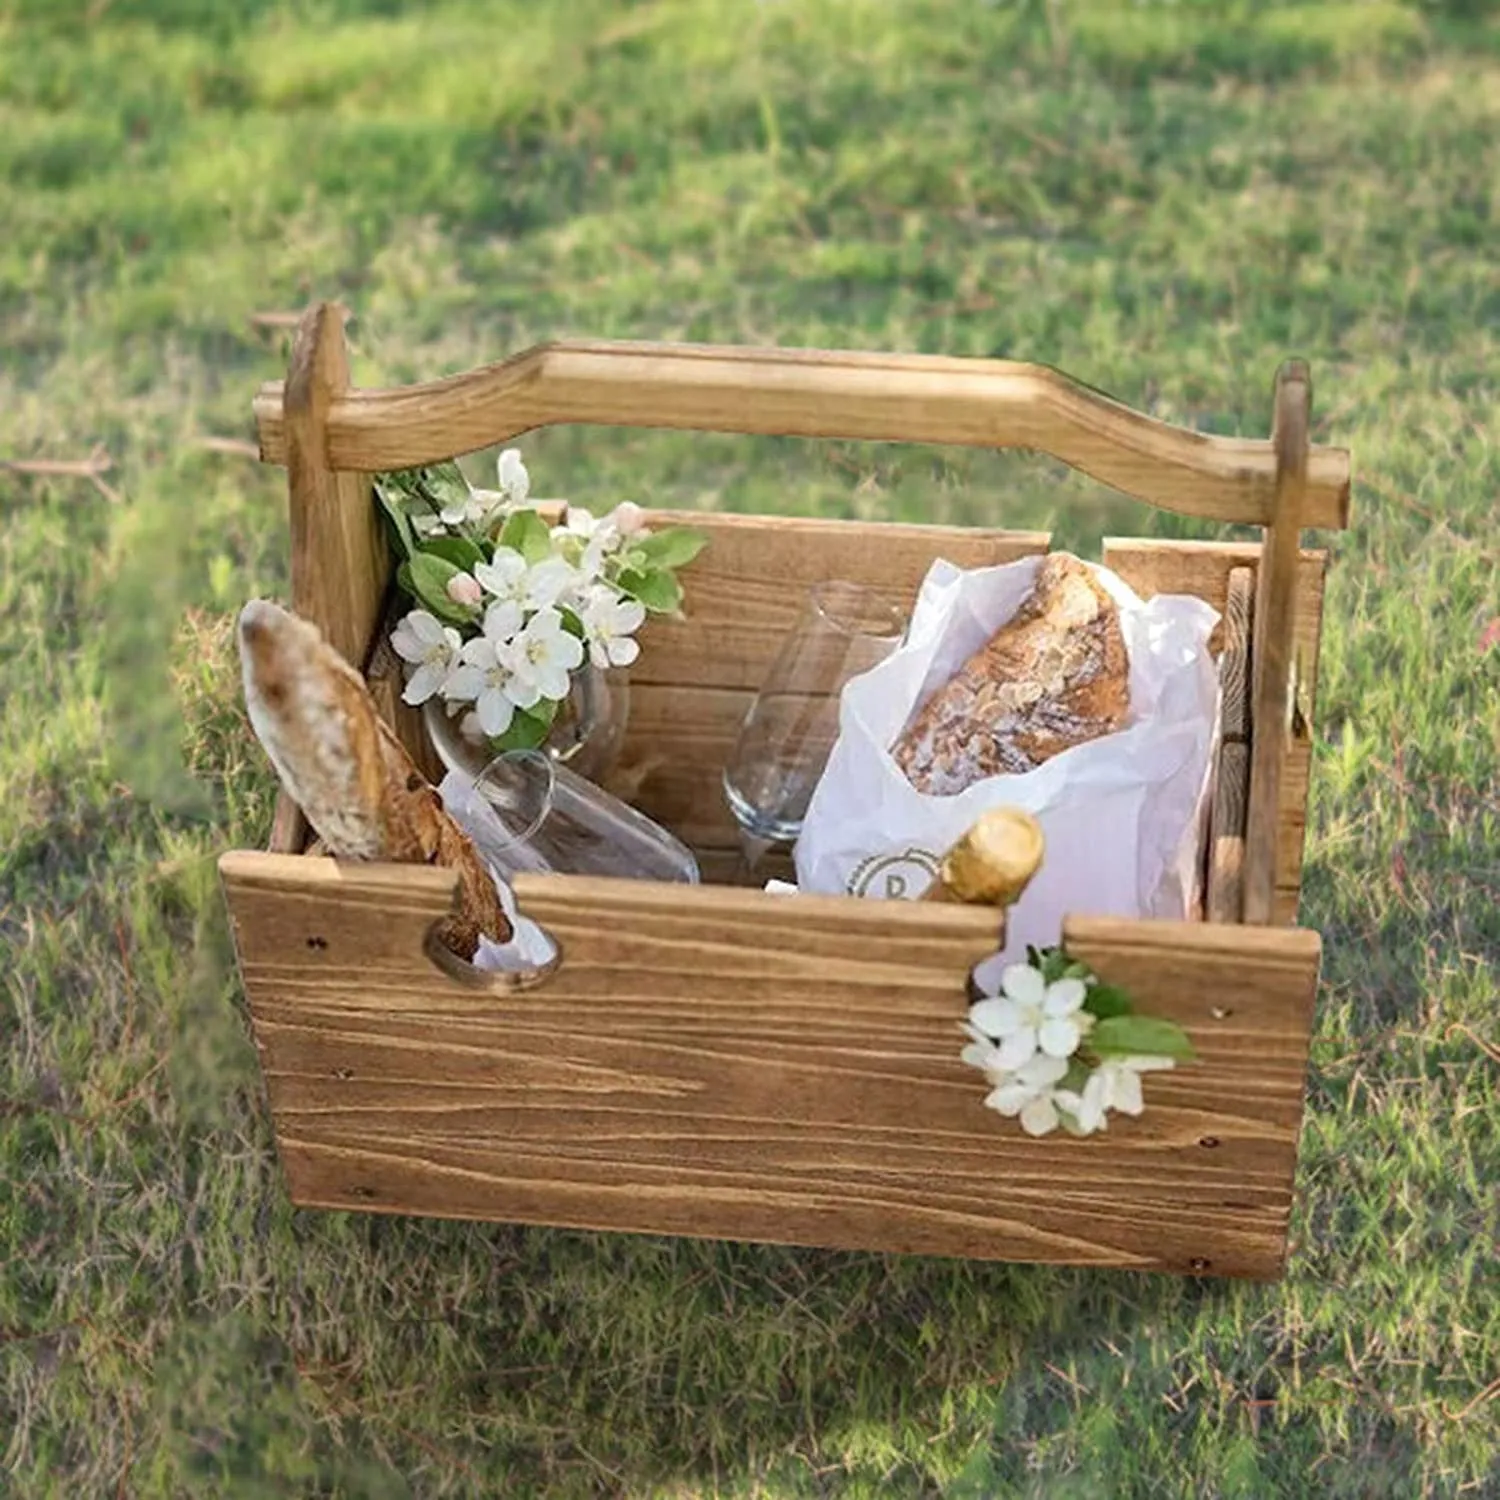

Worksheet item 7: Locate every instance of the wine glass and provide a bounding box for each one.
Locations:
[456,749,700,884]
[722,580,907,854]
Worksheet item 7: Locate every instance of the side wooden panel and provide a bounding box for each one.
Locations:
[1102,539,1327,926]
[218,852,1320,1280]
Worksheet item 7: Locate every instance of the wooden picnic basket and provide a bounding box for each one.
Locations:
[219,303,1350,1282]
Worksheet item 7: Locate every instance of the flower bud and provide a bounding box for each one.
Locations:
[613,501,645,534]
[447,572,483,608]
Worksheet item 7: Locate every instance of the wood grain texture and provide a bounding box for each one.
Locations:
[1219,567,1254,743]
[1206,741,1250,925]
[216,851,1320,1279]
[1243,365,1311,925]
[629,510,1049,692]
[252,339,1351,530]
[1101,538,1327,926]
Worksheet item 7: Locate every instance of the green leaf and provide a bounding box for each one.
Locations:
[489,699,560,752]
[498,508,554,565]
[1059,1059,1092,1094]
[1088,1016,1196,1062]
[558,606,587,640]
[634,526,709,570]
[422,461,471,513]
[406,551,473,625]
[1037,949,1072,985]
[1082,983,1134,1021]
[418,534,485,572]
[617,565,683,614]
[373,475,417,558]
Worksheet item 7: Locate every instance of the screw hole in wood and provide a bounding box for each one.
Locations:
[350,1186,377,1200]
[1210,1005,1232,1019]
[306,935,328,951]
[1188,1257,1212,1273]
[1199,1136,1221,1149]
[332,1067,354,1081]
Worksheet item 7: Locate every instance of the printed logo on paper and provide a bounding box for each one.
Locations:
[847,847,942,900]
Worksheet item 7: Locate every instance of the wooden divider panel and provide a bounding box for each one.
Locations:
[610,510,1050,859]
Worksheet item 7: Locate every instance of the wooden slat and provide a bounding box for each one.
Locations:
[252,340,1351,531]
[217,852,1320,1280]
[1207,742,1250,925]
[1244,365,1311,925]
[1219,567,1254,744]
[1102,539,1327,926]
[1204,568,1254,923]
[630,511,1049,692]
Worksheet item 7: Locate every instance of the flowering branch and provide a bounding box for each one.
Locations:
[960,945,1194,1137]
[373,451,707,755]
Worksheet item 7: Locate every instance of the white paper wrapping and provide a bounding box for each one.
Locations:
[792,554,1222,965]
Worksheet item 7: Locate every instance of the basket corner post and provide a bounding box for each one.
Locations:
[1242,363,1312,925]
[280,300,390,678]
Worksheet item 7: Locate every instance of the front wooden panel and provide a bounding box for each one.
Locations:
[219,853,1320,1280]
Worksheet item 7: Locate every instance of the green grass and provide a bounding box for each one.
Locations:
[2,0,1498,1494]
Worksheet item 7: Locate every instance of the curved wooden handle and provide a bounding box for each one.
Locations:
[254,323,1350,530]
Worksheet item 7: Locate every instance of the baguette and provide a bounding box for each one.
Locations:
[237,599,512,955]
[892,552,1129,797]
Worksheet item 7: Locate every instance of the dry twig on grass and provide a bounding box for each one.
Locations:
[190,435,261,460]
[248,310,307,331]
[0,443,121,504]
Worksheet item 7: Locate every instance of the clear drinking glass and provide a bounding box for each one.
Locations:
[461,748,700,884]
[723,580,907,846]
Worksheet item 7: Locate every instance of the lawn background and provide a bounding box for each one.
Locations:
[1,0,1497,1495]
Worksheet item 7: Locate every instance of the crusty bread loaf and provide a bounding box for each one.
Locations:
[892,552,1129,797]
[238,599,512,954]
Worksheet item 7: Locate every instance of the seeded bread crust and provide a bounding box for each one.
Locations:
[891,553,1130,797]
[238,599,512,954]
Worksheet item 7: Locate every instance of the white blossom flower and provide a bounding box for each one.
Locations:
[446,571,483,609]
[498,448,530,505]
[473,548,575,615]
[580,585,645,668]
[967,965,1091,1071]
[506,607,584,707]
[554,506,628,582]
[438,485,503,530]
[389,610,462,706]
[981,1053,1072,1137]
[612,500,646,535]
[440,635,519,738]
[1055,1055,1176,1135]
